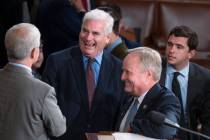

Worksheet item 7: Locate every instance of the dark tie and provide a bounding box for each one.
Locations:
[86,58,95,109]
[172,72,188,139]
[123,98,139,131]
[172,72,183,108]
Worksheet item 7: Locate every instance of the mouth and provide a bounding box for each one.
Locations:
[167,55,176,60]
[83,41,96,49]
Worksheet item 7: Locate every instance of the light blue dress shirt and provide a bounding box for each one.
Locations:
[165,63,189,112]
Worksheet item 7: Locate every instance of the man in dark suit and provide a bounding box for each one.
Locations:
[42,9,125,140]
[0,23,66,140]
[159,25,210,140]
[115,47,181,139]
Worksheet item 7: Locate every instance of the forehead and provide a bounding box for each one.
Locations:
[123,54,139,69]
[168,35,188,46]
[82,19,105,31]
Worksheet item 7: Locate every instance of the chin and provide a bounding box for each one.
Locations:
[125,88,132,93]
[167,60,176,65]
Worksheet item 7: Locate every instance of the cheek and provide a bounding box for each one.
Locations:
[79,32,86,40]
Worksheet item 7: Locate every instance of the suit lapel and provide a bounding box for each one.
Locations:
[70,48,89,112]
[136,84,162,117]
[187,63,198,112]
[116,84,162,130]
[115,96,134,130]
[90,51,113,115]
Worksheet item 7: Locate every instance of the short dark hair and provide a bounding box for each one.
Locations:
[168,25,198,51]
[97,5,122,35]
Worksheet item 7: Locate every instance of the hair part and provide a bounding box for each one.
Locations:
[82,9,114,35]
[128,47,162,81]
[5,23,41,61]
[168,25,198,51]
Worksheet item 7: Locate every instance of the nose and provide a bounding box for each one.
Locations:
[85,32,94,40]
[168,45,176,53]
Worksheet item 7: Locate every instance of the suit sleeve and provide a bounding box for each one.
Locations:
[130,94,181,139]
[42,87,66,137]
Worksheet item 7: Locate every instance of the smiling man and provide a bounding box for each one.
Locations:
[160,26,210,140]
[115,47,180,139]
[42,9,125,140]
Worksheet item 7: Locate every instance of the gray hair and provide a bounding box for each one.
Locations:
[5,23,41,61]
[82,9,114,35]
[128,47,162,81]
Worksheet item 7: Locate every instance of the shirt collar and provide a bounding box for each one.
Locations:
[166,63,189,77]
[9,62,32,73]
[136,90,148,105]
[83,51,103,65]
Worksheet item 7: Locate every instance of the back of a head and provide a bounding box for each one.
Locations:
[5,23,41,62]
[98,5,122,34]
[168,25,198,50]
[82,9,114,35]
[128,47,162,81]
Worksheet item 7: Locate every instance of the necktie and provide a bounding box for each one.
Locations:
[172,72,189,140]
[86,58,95,109]
[123,98,139,132]
[172,72,183,106]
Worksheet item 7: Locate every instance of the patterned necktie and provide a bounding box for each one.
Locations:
[123,98,139,132]
[86,58,95,109]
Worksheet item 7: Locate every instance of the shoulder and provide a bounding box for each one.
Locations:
[51,46,78,56]
[103,50,122,64]
[30,77,55,95]
[190,62,210,77]
[156,84,179,105]
[48,46,80,61]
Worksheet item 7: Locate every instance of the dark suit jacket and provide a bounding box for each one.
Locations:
[42,47,125,140]
[111,40,128,60]
[159,61,210,140]
[115,83,181,139]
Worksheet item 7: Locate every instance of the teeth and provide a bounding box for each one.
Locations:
[85,42,93,46]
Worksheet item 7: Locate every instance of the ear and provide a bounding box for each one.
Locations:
[147,69,153,78]
[188,49,196,59]
[105,33,111,45]
[145,69,155,82]
[31,47,40,62]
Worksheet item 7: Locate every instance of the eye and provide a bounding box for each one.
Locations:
[82,28,89,34]
[92,31,101,37]
[167,42,173,47]
[176,44,185,49]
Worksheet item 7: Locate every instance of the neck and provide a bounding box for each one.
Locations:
[10,59,33,68]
